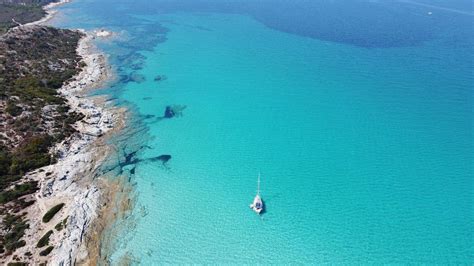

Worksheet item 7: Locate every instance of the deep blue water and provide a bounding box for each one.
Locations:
[51,0,473,264]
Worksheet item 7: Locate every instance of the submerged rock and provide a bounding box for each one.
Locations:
[164,106,175,118]
[154,75,167,82]
[130,72,146,83]
[142,114,155,119]
[154,154,171,163]
[130,62,145,70]
[120,72,146,83]
[163,104,186,118]
[118,52,146,69]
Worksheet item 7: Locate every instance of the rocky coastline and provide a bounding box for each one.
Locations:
[1,3,126,265]
[4,32,123,265]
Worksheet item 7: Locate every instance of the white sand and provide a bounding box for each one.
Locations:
[24,0,71,27]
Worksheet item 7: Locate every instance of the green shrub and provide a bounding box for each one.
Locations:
[42,203,65,223]
[54,221,63,231]
[54,216,68,231]
[39,246,54,256]
[9,135,53,176]
[5,101,22,116]
[6,239,25,250]
[0,174,21,191]
[36,230,53,248]
[2,215,29,252]
[7,262,28,266]
[0,147,12,177]
[15,135,52,155]
[0,181,38,204]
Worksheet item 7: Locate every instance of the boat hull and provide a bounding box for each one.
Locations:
[250,195,264,214]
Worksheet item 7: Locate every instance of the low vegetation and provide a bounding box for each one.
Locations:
[0,0,57,33]
[0,181,38,204]
[0,4,44,34]
[54,216,68,231]
[7,262,27,266]
[0,17,85,261]
[1,214,29,253]
[36,230,53,248]
[0,26,84,147]
[42,203,65,223]
[39,246,53,256]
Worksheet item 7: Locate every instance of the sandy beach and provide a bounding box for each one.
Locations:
[23,0,71,27]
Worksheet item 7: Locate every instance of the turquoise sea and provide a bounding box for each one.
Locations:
[51,0,473,264]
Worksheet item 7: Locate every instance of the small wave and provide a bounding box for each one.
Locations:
[396,0,474,16]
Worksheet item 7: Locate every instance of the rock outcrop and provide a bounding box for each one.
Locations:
[3,32,120,265]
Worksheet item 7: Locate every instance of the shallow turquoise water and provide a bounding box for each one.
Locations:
[52,1,473,264]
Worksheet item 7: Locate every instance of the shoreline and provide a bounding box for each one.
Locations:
[5,32,125,265]
[2,2,128,264]
[24,0,71,27]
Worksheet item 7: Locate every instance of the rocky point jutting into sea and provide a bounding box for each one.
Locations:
[0,1,123,264]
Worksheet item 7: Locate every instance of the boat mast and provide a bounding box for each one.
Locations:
[257,172,261,195]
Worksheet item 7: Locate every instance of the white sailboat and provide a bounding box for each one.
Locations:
[249,173,264,214]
